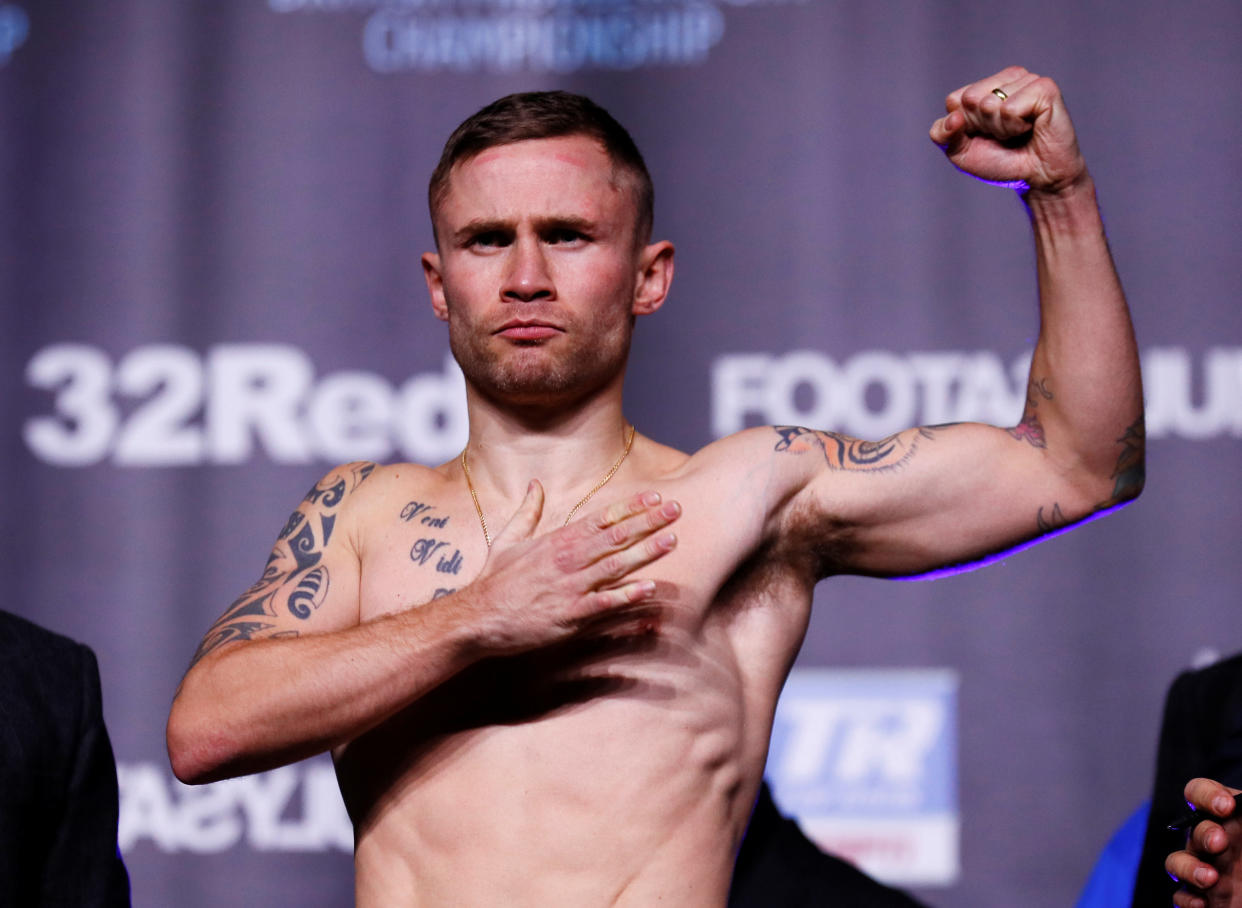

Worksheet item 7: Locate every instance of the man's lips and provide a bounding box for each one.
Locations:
[495,320,562,341]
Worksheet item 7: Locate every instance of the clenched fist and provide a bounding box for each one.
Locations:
[929,65,1087,195]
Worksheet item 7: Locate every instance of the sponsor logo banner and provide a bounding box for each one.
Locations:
[765,667,959,886]
[712,347,1242,441]
[21,343,1241,469]
[118,757,353,854]
[266,0,805,75]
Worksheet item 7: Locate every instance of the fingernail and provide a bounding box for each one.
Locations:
[661,501,681,518]
[641,491,661,506]
[1214,795,1232,813]
[659,532,677,549]
[1195,867,1213,886]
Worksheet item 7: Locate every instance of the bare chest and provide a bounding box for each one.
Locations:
[355,473,799,630]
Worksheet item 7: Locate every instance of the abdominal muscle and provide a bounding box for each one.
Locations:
[340,611,776,908]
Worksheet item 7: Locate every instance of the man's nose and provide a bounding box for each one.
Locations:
[501,238,554,302]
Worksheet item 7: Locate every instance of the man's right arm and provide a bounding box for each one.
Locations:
[166,465,680,785]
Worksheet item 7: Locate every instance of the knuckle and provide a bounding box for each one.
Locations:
[605,523,628,547]
[550,537,578,572]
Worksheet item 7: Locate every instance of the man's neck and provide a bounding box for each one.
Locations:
[459,388,637,528]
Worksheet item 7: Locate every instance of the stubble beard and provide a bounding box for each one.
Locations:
[448,319,632,410]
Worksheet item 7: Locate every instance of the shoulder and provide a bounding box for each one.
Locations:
[290,460,446,525]
[0,612,98,737]
[674,426,822,533]
[678,426,789,474]
[0,611,93,680]
[677,426,826,501]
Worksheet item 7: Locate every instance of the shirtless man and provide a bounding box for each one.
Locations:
[167,66,1144,905]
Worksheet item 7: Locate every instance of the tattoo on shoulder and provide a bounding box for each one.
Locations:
[303,461,377,506]
[772,425,925,473]
[186,463,377,670]
[1008,378,1053,449]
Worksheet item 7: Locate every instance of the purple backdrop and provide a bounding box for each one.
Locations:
[4,0,1241,904]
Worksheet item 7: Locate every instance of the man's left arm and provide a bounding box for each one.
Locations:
[771,67,1143,577]
[933,65,1145,509]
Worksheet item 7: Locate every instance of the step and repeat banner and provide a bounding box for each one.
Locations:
[3,1,1240,905]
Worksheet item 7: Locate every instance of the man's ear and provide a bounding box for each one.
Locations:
[632,241,675,316]
[422,252,449,322]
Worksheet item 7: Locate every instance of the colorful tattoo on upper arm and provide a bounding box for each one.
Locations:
[1009,378,1053,448]
[186,461,378,668]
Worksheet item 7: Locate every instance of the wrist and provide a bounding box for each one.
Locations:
[1022,171,1104,238]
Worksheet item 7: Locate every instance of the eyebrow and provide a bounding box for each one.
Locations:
[451,215,598,246]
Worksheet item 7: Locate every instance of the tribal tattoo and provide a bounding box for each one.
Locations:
[186,461,377,669]
[773,425,933,473]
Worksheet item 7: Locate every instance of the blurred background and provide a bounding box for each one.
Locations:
[3,0,1240,904]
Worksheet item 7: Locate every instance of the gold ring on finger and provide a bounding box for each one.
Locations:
[991,87,1008,101]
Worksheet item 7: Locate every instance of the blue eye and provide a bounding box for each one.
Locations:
[468,231,511,249]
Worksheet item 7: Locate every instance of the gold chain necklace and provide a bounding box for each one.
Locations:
[460,424,637,548]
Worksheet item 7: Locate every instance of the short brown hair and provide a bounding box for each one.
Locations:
[429,91,654,245]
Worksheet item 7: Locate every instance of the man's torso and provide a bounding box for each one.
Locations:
[332,430,824,906]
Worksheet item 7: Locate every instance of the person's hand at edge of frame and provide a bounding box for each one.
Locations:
[1169,777,1242,908]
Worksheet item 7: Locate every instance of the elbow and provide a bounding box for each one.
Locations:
[166,703,212,785]
[166,688,236,785]
[1069,452,1144,523]
[1066,423,1145,516]
[1099,446,1145,510]
[1100,414,1147,507]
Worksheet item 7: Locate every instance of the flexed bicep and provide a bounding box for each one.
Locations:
[776,417,1122,579]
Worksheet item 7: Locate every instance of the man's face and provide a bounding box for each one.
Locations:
[423,135,672,409]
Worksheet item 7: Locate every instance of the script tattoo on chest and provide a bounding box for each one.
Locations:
[410,538,464,575]
[400,500,450,529]
[402,502,465,576]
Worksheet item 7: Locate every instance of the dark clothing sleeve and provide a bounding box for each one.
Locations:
[39,645,132,907]
[0,611,131,907]
[1131,654,1242,908]
[729,783,929,908]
